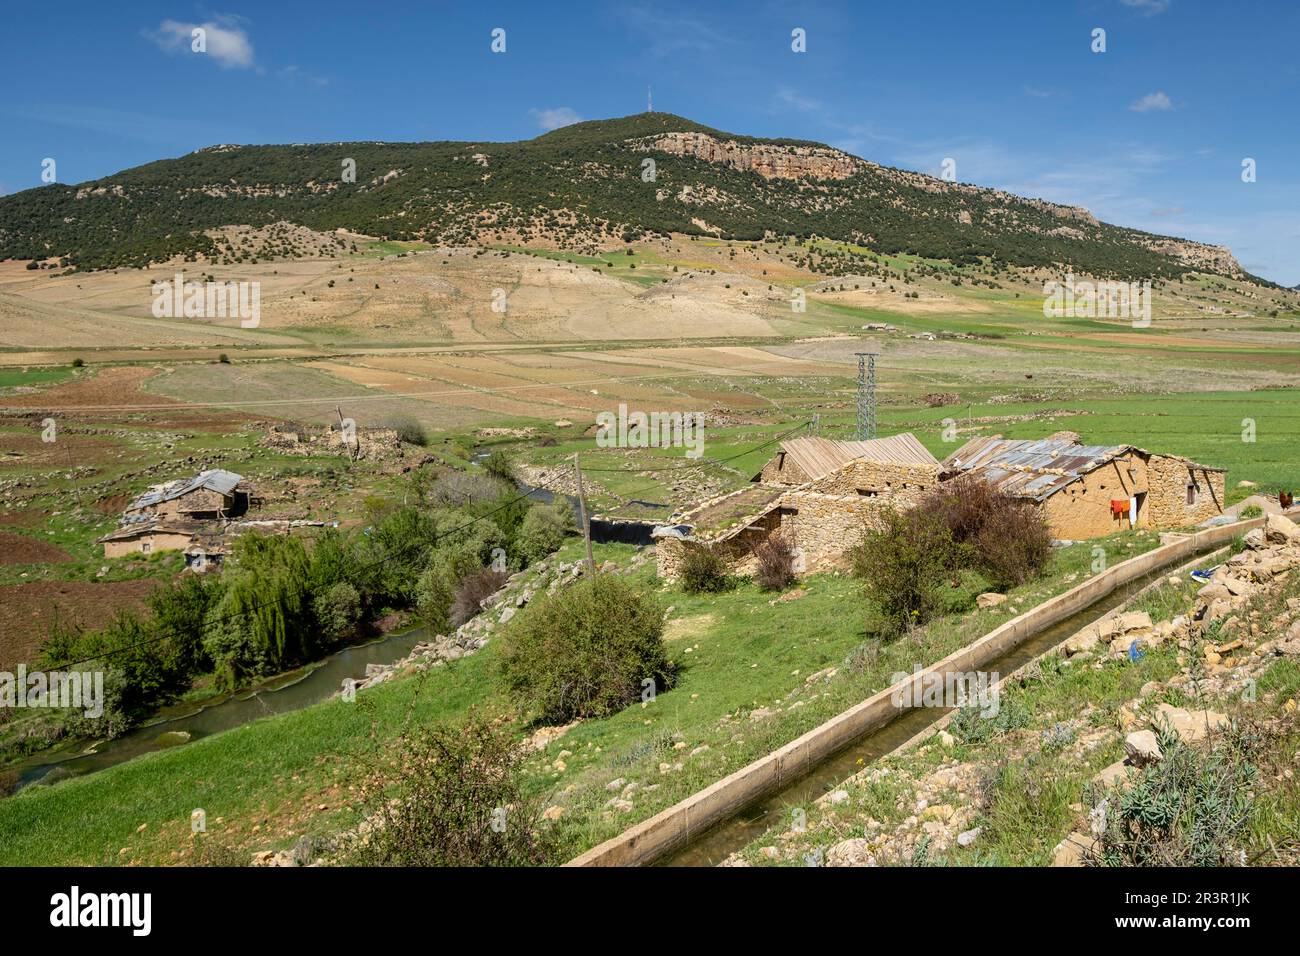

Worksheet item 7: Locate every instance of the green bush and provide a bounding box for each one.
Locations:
[679,546,731,594]
[928,476,1053,589]
[414,514,508,632]
[849,507,964,637]
[314,581,362,643]
[350,713,562,866]
[517,499,574,564]
[1089,722,1257,866]
[201,533,313,690]
[498,574,674,723]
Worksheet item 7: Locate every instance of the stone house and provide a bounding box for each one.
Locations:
[98,519,204,559]
[122,469,250,522]
[102,469,250,559]
[656,434,941,580]
[941,437,1225,540]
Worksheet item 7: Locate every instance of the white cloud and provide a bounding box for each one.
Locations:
[1120,0,1171,15]
[1129,91,1173,112]
[773,88,823,114]
[531,107,582,131]
[147,16,255,69]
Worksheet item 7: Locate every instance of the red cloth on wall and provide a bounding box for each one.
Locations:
[1110,499,1129,516]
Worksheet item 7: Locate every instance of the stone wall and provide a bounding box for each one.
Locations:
[656,488,909,580]
[804,461,939,499]
[774,491,895,570]
[758,452,811,486]
[1147,455,1225,528]
[127,487,231,519]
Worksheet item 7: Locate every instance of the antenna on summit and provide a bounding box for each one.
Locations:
[647,86,653,113]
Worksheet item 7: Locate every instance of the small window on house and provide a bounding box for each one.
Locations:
[141,541,152,554]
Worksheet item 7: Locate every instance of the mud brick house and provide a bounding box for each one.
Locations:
[99,519,204,559]
[121,469,250,522]
[655,434,941,580]
[941,437,1225,539]
[100,469,250,559]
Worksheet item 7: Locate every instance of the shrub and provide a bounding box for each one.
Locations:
[350,714,561,866]
[450,567,509,627]
[314,581,362,642]
[217,353,231,364]
[849,507,964,637]
[70,358,84,368]
[679,546,731,594]
[752,535,797,591]
[385,416,429,446]
[498,574,673,723]
[201,533,313,689]
[927,475,1053,589]
[517,500,574,564]
[1089,722,1257,866]
[423,471,508,509]
[481,449,516,485]
[1241,504,1263,519]
[414,516,508,631]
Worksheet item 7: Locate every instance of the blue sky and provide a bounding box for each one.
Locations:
[2,0,1296,283]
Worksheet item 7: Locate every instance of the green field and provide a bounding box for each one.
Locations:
[0,530,1162,866]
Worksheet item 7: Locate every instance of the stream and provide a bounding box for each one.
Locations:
[659,553,1214,867]
[12,625,431,792]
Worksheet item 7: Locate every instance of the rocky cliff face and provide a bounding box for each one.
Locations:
[1140,238,1243,277]
[629,132,863,181]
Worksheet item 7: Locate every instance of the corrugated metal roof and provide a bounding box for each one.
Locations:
[774,433,939,480]
[98,518,204,543]
[125,469,244,512]
[942,437,1141,502]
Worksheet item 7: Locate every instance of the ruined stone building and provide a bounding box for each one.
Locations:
[100,469,250,562]
[655,434,941,580]
[654,432,1227,581]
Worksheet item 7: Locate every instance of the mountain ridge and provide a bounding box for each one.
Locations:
[0,112,1255,283]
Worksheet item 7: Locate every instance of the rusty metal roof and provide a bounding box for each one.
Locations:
[769,433,939,481]
[942,437,1144,502]
[124,469,244,513]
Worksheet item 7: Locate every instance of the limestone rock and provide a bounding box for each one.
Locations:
[1265,513,1300,545]
[1124,730,1163,766]
[826,838,875,867]
[1153,703,1229,743]
[1051,832,1098,867]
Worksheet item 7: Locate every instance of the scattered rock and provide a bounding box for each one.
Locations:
[1124,730,1163,766]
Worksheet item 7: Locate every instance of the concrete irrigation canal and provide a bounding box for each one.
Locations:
[569,515,1282,867]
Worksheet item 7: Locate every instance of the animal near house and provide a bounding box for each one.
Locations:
[654,433,1225,581]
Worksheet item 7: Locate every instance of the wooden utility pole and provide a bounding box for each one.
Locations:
[573,452,595,574]
[336,405,356,463]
